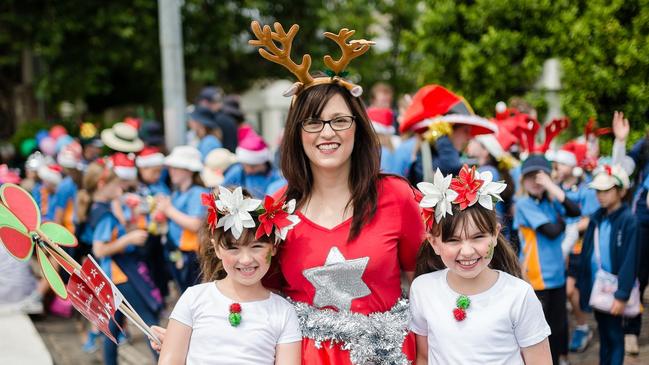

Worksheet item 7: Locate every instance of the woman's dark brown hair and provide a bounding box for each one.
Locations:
[415,204,522,278]
[280,83,381,241]
[198,189,276,282]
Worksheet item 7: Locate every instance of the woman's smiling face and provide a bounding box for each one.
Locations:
[300,93,356,172]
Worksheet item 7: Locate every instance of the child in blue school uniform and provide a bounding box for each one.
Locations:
[188,106,223,160]
[546,148,601,353]
[223,129,283,199]
[514,154,582,365]
[33,163,63,221]
[577,164,638,365]
[79,160,161,365]
[157,146,207,293]
[52,142,85,253]
[135,147,171,301]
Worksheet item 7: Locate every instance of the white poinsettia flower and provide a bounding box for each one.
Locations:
[277,214,301,240]
[417,169,459,223]
[284,199,296,214]
[476,170,507,210]
[215,186,262,239]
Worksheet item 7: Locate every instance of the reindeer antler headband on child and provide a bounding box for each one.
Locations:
[417,165,507,229]
[201,186,300,242]
[249,21,375,98]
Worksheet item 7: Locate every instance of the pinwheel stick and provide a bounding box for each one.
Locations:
[35,230,161,345]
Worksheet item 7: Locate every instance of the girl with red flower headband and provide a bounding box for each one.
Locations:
[410,164,552,364]
[158,186,301,365]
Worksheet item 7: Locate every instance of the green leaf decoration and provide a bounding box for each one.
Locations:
[339,70,349,78]
[324,69,336,77]
[0,204,27,232]
[40,222,78,247]
[36,247,68,299]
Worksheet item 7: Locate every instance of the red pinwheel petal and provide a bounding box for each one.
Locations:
[0,184,40,231]
[0,226,34,261]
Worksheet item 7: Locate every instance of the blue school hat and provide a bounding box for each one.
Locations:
[521,154,551,176]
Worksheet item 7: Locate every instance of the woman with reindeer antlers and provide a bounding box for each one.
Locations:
[152,21,426,365]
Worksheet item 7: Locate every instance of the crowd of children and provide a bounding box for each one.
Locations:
[0,75,647,365]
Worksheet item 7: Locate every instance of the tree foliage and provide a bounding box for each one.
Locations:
[400,0,649,136]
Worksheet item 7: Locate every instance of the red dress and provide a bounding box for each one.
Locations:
[276,176,425,364]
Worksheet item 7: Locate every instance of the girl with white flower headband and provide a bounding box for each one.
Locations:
[158,186,302,365]
[410,164,552,364]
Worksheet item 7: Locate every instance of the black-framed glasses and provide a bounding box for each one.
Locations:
[301,115,356,133]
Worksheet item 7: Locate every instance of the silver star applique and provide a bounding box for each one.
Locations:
[303,246,371,311]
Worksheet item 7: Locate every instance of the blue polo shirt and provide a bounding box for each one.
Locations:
[93,208,130,283]
[168,185,207,251]
[222,163,284,199]
[391,136,416,178]
[514,195,566,290]
[198,135,222,161]
[51,176,78,233]
[380,146,396,174]
[564,182,600,224]
[590,218,612,283]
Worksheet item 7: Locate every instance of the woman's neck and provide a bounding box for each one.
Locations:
[447,267,499,296]
[310,162,352,199]
[217,277,269,302]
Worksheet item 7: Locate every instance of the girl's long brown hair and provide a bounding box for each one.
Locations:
[280,83,381,241]
[415,204,522,278]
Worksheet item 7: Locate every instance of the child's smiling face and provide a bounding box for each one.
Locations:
[215,240,276,288]
[429,214,499,280]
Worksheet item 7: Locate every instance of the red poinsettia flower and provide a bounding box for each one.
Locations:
[453,307,466,321]
[230,303,242,313]
[256,196,292,239]
[201,192,219,233]
[415,191,435,231]
[450,165,484,210]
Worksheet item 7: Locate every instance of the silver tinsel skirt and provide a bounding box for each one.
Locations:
[291,298,412,365]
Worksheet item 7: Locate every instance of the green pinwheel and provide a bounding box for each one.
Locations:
[0,183,77,298]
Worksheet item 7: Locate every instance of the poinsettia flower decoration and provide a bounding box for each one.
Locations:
[417,169,459,223]
[417,165,508,225]
[450,165,484,210]
[215,186,262,240]
[475,170,507,210]
[256,196,300,241]
[201,192,219,233]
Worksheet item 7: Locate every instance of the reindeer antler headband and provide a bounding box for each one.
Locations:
[249,21,374,98]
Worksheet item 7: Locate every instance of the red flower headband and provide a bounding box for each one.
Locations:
[201,186,300,242]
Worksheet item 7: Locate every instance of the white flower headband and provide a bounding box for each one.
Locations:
[202,186,300,242]
[417,164,506,228]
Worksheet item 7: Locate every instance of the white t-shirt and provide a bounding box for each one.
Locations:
[409,269,551,365]
[170,282,302,365]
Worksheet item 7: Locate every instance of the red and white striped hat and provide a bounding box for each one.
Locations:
[37,164,63,185]
[136,146,165,168]
[110,153,137,180]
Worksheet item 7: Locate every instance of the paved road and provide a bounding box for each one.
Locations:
[32,298,649,364]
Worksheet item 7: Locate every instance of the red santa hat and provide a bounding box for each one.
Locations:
[37,164,63,185]
[236,130,270,165]
[399,84,497,136]
[367,107,395,135]
[136,146,165,168]
[110,153,138,180]
[57,141,82,169]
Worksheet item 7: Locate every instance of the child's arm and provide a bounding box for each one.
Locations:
[158,319,192,365]
[92,229,148,258]
[274,342,300,365]
[521,338,552,365]
[415,334,428,365]
[156,195,202,232]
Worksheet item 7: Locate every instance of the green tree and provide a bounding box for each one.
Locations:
[400,0,649,137]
